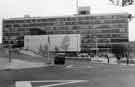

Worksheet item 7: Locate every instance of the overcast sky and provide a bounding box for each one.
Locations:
[0,0,135,42]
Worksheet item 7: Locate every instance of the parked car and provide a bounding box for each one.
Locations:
[54,53,65,64]
[78,53,91,60]
[88,53,95,57]
[120,57,135,64]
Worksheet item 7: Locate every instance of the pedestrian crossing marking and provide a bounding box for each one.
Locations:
[16,80,88,87]
[16,81,32,87]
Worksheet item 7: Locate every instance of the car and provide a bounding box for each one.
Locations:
[78,53,91,60]
[88,53,95,57]
[54,53,66,64]
[120,57,135,64]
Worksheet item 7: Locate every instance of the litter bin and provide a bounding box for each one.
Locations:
[54,53,65,64]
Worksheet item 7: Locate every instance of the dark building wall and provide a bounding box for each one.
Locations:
[2,13,129,52]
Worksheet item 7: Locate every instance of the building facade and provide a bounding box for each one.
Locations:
[2,13,129,53]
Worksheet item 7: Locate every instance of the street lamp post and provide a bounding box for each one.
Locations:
[47,35,51,64]
[96,36,98,57]
[8,44,11,63]
[8,36,12,63]
[127,42,129,65]
[93,35,98,57]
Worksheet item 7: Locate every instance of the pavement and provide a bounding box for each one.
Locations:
[0,58,48,70]
[0,57,133,70]
[0,48,53,70]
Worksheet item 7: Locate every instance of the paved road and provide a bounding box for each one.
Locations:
[0,63,135,87]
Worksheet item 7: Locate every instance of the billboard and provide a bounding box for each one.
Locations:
[24,34,80,53]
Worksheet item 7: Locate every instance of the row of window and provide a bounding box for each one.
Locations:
[92,19,128,24]
[81,45,96,48]
[81,38,128,43]
[48,31,79,34]
[51,25,93,30]
[3,31,29,36]
[81,47,110,52]
[81,45,112,48]
[96,28,127,33]
[81,38,110,43]
[3,28,127,36]
[3,28,30,33]
[3,33,128,41]
[46,27,127,33]
[92,14,128,19]
[3,27,128,35]
[94,23,128,29]
[4,14,128,24]
[3,29,128,39]
[3,25,128,35]
[47,30,128,35]
[96,34,128,38]
[3,38,127,45]
[4,20,128,28]
[46,26,127,33]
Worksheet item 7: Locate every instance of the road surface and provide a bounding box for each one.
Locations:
[0,63,135,87]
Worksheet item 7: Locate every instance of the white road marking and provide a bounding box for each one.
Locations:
[39,80,87,87]
[16,80,88,87]
[66,65,73,68]
[66,65,92,69]
[16,81,32,87]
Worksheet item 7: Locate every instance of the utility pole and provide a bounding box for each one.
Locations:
[9,47,11,63]
[95,20,98,57]
[48,35,50,64]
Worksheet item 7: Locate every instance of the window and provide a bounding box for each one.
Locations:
[120,28,127,32]
[111,39,128,42]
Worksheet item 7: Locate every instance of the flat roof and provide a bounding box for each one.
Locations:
[3,12,129,21]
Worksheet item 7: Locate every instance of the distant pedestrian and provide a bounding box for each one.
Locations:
[125,53,129,64]
[105,55,109,64]
[88,54,91,61]
[116,55,121,64]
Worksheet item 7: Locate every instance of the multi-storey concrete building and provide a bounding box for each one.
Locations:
[2,12,129,53]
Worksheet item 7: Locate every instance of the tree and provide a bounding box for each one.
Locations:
[109,0,134,7]
[122,0,134,6]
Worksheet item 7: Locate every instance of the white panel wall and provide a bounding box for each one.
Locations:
[50,34,80,51]
[24,35,48,52]
[24,34,80,52]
